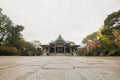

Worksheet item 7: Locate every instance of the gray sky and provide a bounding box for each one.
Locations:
[0,0,120,44]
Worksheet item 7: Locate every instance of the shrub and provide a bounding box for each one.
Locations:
[0,46,18,55]
[108,50,117,56]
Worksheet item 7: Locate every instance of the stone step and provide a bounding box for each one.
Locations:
[50,53,71,56]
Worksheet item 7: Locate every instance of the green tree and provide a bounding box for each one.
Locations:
[102,10,120,46]
[0,8,25,55]
[81,10,120,56]
[0,9,12,45]
[104,10,120,28]
[0,8,24,45]
[31,40,42,56]
[23,42,35,56]
[99,10,120,56]
[82,32,98,44]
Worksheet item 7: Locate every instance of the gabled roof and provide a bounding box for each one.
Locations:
[51,35,67,43]
[56,35,65,41]
[42,35,80,47]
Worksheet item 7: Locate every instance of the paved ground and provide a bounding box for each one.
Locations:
[0,56,120,80]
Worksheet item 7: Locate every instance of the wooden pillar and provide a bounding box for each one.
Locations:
[54,45,56,56]
[73,49,76,56]
[47,47,49,55]
[70,48,72,55]
[64,43,65,54]
[64,46,65,53]
[54,47,56,53]
[48,47,49,53]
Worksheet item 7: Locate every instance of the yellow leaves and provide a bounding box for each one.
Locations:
[98,25,111,44]
[112,29,120,40]
[112,28,120,47]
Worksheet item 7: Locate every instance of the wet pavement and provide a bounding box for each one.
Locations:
[0,56,120,80]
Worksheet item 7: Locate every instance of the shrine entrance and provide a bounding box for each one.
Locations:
[56,47,64,53]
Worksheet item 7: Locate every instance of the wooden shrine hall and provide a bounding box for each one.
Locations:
[41,35,80,56]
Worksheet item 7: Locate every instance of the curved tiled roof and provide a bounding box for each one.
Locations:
[55,35,65,41]
[51,35,67,43]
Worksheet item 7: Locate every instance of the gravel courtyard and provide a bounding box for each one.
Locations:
[0,56,120,80]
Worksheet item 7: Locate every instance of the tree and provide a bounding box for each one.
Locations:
[31,40,41,48]
[0,11,12,44]
[102,10,120,46]
[104,10,120,28]
[76,48,88,56]
[102,10,120,47]
[112,28,120,47]
[31,40,42,56]
[0,8,25,55]
[23,42,35,56]
[98,10,120,56]
[0,46,18,55]
[0,8,24,45]
[98,26,111,44]
[82,32,98,44]
[4,34,25,54]
[81,10,120,56]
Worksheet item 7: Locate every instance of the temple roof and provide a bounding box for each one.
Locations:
[51,35,67,43]
[56,35,65,41]
[42,34,80,47]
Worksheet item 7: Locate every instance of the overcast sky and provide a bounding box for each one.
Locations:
[0,0,120,44]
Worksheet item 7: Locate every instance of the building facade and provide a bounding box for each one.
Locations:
[41,35,79,56]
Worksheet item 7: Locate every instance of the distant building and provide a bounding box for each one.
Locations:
[41,35,80,56]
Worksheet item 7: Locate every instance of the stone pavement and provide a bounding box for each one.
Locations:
[0,56,120,80]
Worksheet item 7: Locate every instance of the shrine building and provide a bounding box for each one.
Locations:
[41,35,80,56]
